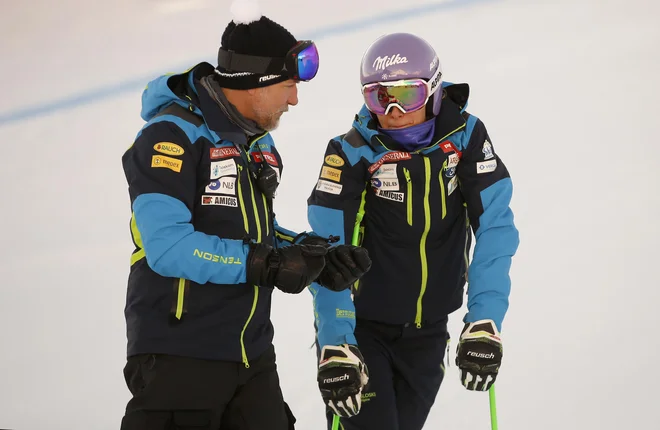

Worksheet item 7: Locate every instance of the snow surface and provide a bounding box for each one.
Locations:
[1,0,659,428]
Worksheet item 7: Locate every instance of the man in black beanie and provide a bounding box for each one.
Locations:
[213,14,303,131]
[118,2,372,429]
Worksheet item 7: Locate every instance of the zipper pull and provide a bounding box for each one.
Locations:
[403,168,411,183]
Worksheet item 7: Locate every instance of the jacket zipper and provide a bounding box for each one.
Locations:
[352,188,368,292]
[403,168,413,226]
[246,173,262,242]
[262,194,270,237]
[439,160,447,220]
[236,165,250,233]
[240,158,264,368]
[240,286,259,368]
[239,134,278,368]
[414,157,432,328]
[236,154,264,369]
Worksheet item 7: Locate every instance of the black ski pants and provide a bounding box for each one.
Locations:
[120,345,295,430]
[327,317,449,430]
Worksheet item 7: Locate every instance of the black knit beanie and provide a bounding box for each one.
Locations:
[215,15,298,89]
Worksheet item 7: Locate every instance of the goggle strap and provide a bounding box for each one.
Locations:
[217,49,286,75]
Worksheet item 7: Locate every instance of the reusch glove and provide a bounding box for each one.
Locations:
[317,344,369,418]
[299,236,372,292]
[455,319,503,391]
[246,243,327,294]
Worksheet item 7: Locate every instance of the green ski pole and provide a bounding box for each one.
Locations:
[489,384,498,430]
[332,414,341,430]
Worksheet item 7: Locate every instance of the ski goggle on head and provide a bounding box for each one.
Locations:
[217,40,319,82]
[362,68,442,115]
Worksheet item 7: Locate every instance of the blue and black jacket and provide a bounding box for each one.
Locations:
[307,83,520,349]
[122,62,303,364]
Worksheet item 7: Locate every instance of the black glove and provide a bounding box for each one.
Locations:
[317,245,371,291]
[299,236,372,292]
[318,344,369,418]
[246,243,327,294]
[455,319,503,391]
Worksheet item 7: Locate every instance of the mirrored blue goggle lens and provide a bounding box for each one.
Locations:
[297,44,319,81]
[363,81,428,115]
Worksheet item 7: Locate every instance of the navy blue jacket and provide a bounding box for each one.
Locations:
[122,63,302,364]
[307,83,520,349]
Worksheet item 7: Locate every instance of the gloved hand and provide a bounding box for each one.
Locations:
[299,236,372,292]
[317,344,369,418]
[455,319,503,391]
[246,243,327,294]
[317,245,371,291]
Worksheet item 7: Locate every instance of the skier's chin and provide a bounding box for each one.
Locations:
[385,122,413,129]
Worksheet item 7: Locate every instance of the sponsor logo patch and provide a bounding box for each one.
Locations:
[210,159,237,179]
[259,75,280,82]
[448,176,458,195]
[373,54,408,71]
[193,249,242,264]
[336,309,355,319]
[445,166,456,178]
[482,140,494,160]
[440,141,454,153]
[368,152,411,174]
[154,142,184,156]
[325,154,345,167]
[477,160,498,174]
[321,166,342,182]
[371,178,399,191]
[371,164,397,179]
[440,141,462,156]
[205,177,236,195]
[316,179,343,195]
[252,151,279,166]
[151,155,183,172]
[448,153,460,168]
[201,195,238,207]
[262,151,278,166]
[375,189,404,202]
[430,56,438,71]
[210,147,240,160]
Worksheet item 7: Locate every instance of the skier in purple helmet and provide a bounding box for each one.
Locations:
[305,32,520,429]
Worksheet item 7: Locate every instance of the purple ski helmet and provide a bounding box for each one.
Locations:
[360,33,443,116]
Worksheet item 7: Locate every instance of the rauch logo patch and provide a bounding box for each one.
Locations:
[325,154,345,167]
[154,142,184,156]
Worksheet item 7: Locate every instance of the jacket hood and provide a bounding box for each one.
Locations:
[140,69,199,122]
